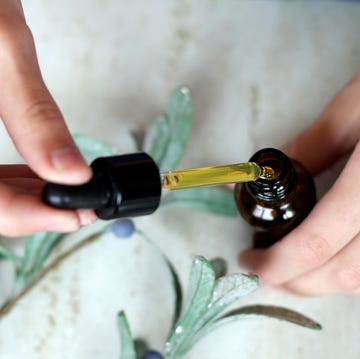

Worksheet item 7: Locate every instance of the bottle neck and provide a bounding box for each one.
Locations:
[246,148,297,202]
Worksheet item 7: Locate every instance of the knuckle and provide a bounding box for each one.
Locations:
[23,98,61,122]
[297,233,332,267]
[334,265,360,292]
[19,98,63,134]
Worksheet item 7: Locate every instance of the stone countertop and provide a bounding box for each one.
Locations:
[0,1,359,358]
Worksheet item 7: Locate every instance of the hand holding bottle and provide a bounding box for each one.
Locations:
[239,71,360,296]
[0,1,94,236]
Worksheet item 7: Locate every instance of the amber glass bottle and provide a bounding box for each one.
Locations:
[234,148,316,248]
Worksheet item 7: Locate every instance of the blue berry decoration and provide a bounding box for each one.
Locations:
[142,350,164,359]
[111,219,135,238]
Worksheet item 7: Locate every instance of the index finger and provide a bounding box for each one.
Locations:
[0,12,91,184]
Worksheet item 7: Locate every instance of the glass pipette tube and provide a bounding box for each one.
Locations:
[161,162,274,190]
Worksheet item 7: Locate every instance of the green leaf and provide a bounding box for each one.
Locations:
[31,232,66,274]
[190,305,322,345]
[165,256,215,357]
[143,86,193,171]
[117,311,136,359]
[161,187,238,216]
[17,233,47,276]
[142,115,171,166]
[223,305,322,329]
[178,273,258,356]
[13,234,44,293]
[14,232,66,294]
[73,133,117,164]
[179,257,215,326]
[205,273,259,321]
[194,305,321,348]
[0,245,20,263]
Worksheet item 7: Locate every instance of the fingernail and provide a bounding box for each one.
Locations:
[51,147,91,182]
[78,210,97,226]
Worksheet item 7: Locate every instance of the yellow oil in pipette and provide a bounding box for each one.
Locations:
[161,162,274,190]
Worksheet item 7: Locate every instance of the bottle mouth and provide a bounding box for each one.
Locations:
[251,148,292,183]
[247,148,296,202]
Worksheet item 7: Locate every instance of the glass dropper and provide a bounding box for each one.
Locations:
[161,162,274,190]
[43,153,276,219]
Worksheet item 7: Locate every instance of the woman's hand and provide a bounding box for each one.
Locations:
[0,165,95,236]
[0,1,94,236]
[239,71,360,296]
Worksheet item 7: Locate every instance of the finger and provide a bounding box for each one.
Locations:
[239,142,360,285]
[0,14,91,184]
[0,176,97,227]
[0,182,83,237]
[0,178,97,229]
[1,177,44,194]
[282,230,360,296]
[284,72,360,175]
[77,209,97,226]
[0,165,37,179]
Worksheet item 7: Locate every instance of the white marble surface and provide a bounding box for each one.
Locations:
[1,0,360,358]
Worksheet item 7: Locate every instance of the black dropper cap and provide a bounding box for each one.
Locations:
[43,152,162,220]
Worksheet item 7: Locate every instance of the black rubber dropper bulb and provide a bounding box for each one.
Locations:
[43,152,162,220]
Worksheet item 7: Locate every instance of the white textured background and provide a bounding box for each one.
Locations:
[0,1,360,358]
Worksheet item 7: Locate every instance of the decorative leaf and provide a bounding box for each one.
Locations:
[178,273,258,356]
[12,234,45,294]
[167,260,183,329]
[142,115,171,166]
[161,187,238,216]
[207,273,258,317]
[179,257,215,324]
[13,232,66,295]
[30,232,67,274]
[0,244,19,263]
[117,311,136,359]
[73,133,117,163]
[143,86,193,171]
[17,233,47,276]
[190,305,322,345]
[224,305,322,330]
[165,256,215,357]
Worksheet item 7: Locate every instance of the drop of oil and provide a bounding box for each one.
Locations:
[260,166,275,180]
